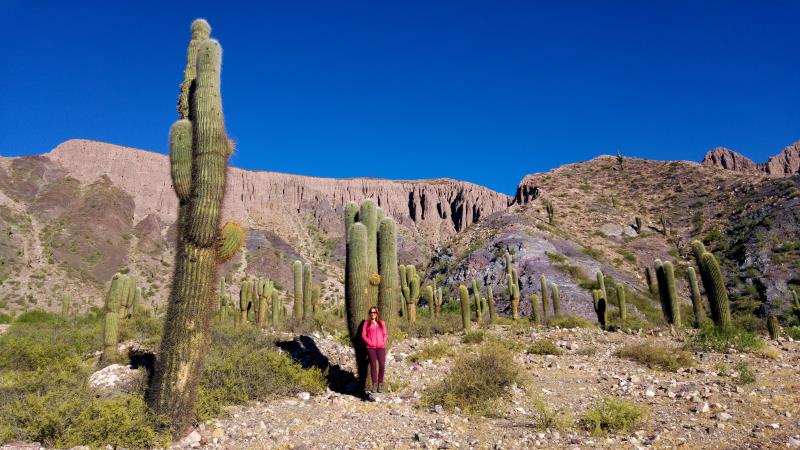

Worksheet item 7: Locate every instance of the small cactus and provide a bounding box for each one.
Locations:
[531,294,541,325]
[486,286,496,323]
[592,289,608,330]
[633,216,642,234]
[293,260,303,320]
[472,279,483,323]
[645,266,658,297]
[767,315,780,340]
[509,273,520,320]
[551,282,561,317]
[303,262,312,320]
[687,267,705,328]
[102,311,119,364]
[540,275,549,320]
[596,271,607,299]
[459,285,471,331]
[61,295,70,319]
[543,198,555,224]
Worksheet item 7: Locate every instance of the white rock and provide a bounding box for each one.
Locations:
[297,392,311,401]
[645,389,655,398]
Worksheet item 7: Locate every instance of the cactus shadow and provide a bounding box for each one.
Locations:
[276,335,363,399]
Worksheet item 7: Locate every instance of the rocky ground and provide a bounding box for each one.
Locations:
[172,326,800,450]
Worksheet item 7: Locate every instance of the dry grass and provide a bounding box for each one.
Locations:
[616,341,694,372]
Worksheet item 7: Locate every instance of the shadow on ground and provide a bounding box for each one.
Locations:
[277,335,363,398]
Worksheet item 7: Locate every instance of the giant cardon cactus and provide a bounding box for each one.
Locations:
[149,20,244,435]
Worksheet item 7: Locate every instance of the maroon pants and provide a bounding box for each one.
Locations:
[366,347,386,384]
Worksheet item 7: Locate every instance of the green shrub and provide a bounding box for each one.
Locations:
[733,362,755,385]
[408,342,454,362]
[616,342,694,371]
[462,330,486,344]
[547,315,596,329]
[785,326,800,340]
[13,310,65,325]
[583,397,648,435]
[195,325,327,421]
[527,339,563,356]
[0,314,13,324]
[421,343,524,416]
[684,323,764,353]
[399,313,462,338]
[531,396,573,431]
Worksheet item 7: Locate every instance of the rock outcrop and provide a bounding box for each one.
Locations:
[701,141,800,177]
[46,140,511,244]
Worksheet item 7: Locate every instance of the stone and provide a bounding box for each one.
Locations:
[297,392,311,401]
[88,364,146,398]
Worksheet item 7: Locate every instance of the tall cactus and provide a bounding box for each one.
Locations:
[698,250,731,330]
[687,267,705,328]
[592,289,608,330]
[360,200,379,305]
[303,262,312,320]
[459,285,471,331]
[272,290,281,326]
[101,275,123,363]
[540,275,549,320]
[531,293,541,325]
[616,285,627,322]
[293,260,303,320]
[551,282,561,317]
[345,222,370,388]
[645,266,658,297]
[655,260,680,327]
[472,279,483,322]
[509,273,520,320]
[486,286,496,323]
[377,217,399,346]
[150,21,243,433]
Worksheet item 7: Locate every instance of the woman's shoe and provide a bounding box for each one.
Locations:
[370,384,378,393]
[377,383,383,393]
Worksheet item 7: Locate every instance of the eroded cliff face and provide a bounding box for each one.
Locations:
[701,141,800,177]
[46,140,510,244]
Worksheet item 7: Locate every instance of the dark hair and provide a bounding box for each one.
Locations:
[368,306,384,329]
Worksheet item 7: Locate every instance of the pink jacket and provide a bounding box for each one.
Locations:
[361,320,387,349]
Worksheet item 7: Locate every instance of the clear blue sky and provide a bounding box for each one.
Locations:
[1,1,798,194]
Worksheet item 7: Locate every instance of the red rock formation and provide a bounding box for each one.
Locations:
[701,141,800,177]
[45,139,511,245]
[764,141,800,177]
[701,147,759,173]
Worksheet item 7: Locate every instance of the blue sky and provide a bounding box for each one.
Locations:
[1,1,798,194]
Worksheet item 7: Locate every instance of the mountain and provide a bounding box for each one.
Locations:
[1,139,797,324]
[702,141,800,177]
[0,140,509,312]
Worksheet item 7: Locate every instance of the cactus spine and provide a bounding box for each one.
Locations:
[459,285,471,331]
[687,267,705,328]
[616,285,627,322]
[486,286,496,323]
[767,315,780,340]
[303,262,312,320]
[551,282,561,317]
[592,289,608,330]
[531,293,541,325]
[293,260,303,320]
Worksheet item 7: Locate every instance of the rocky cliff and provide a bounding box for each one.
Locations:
[701,141,800,177]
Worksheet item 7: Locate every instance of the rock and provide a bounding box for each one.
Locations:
[180,430,201,447]
[433,404,444,414]
[297,392,311,401]
[88,364,146,398]
[702,147,759,173]
[717,412,732,421]
[415,432,428,443]
[0,443,42,450]
[645,389,655,398]
[787,437,800,448]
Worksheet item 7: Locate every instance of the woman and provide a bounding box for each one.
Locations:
[361,306,387,393]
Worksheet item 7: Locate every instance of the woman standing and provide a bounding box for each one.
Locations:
[361,306,387,393]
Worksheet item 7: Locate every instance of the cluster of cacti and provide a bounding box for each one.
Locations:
[150,19,245,432]
[691,240,731,330]
[459,285,471,331]
[290,260,320,322]
[767,315,780,340]
[227,277,282,328]
[399,264,421,322]
[653,260,681,327]
[344,199,399,389]
[592,289,608,330]
[686,267,705,327]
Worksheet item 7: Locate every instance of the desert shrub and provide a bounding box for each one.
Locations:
[531,396,573,431]
[684,323,763,353]
[399,313,462,338]
[12,310,65,325]
[733,362,755,385]
[118,313,164,348]
[784,326,800,340]
[462,330,486,344]
[547,315,596,329]
[576,346,598,356]
[0,314,13,324]
[421,342,524,416]
[616,342,694,371]
[527,339,563,356]
[582,397,648,435]
[408,342,454,362]
[195,324,327,420]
